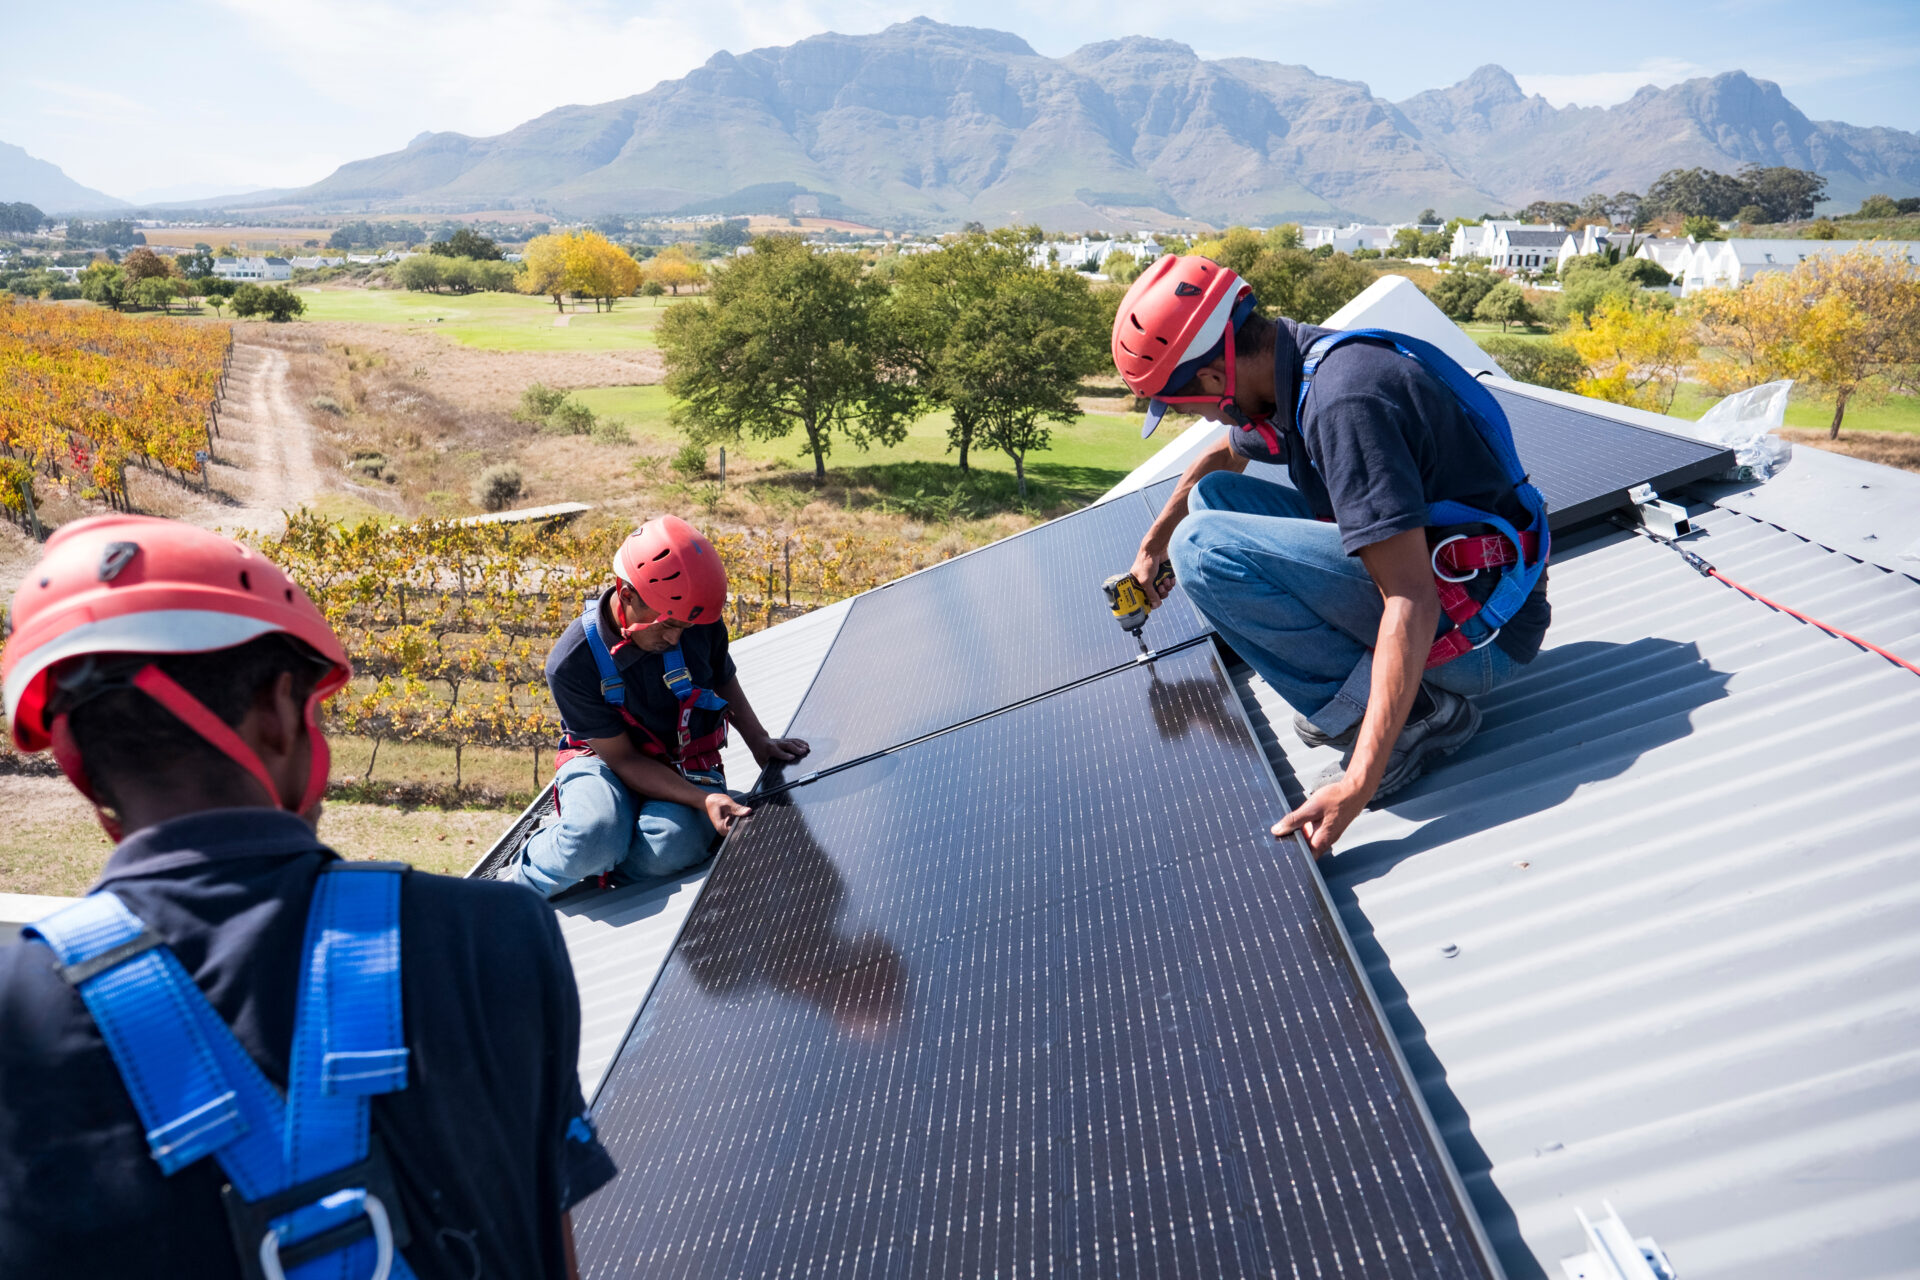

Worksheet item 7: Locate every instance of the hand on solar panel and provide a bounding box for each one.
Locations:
[1273,780,1365,858]
[703,790,752,835]
[746,734,810,766]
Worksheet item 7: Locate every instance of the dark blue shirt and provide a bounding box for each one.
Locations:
[546,587,736,763]
[0,809,616,1279]
[1227,319,1551,662]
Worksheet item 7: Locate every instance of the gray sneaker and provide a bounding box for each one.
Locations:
[1309,687,1483,801]
[1294,711,1357,751]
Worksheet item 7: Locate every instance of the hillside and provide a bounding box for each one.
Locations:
[0,140,126,212]
[242,19,1920,226]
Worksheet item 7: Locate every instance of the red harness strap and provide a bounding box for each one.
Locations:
[1424,529,1541,668]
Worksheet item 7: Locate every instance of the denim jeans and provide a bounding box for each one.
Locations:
[507,755,724,898]
[1171,470,1520,737]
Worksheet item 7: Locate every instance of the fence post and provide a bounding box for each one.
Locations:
[23,482,41,542]
[718,447,726,486]
[784,539,792,605]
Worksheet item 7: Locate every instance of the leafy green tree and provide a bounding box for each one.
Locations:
[1646,168,1751,220]
[948,267,1104,499]
[1479,336,1585,391]
[229,283,264,317]
[1391,227,1423,258]
[1473,280,1534,332]
[179,244,215,279]
[891,230,1033,471]
[0,202,47,234]
[429,228,503,260]
[1416,208,1439,225]
[231,283,305,322]
[1853,194,1901,220]
[1427,264,1496,320]
[1520,200,1580,226]
[660,236,916,482]
[1735,204,1768,226]
[396,255,447,292]
[80,263,129,310]
[1682,215,1725,241]
[1616,257,1672,288]
[134,277,179,312]
[1742,166,1826,222]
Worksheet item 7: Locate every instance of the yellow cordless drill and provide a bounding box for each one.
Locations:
[1103,559,1176,649]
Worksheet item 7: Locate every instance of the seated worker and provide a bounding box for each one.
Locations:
[0,515,615,1278]
[504,515,808,898]
[1111,256,1549,854]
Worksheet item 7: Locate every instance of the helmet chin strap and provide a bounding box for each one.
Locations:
[49,664,329,841]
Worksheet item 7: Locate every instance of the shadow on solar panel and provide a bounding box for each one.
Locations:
[575,644,1497,1279]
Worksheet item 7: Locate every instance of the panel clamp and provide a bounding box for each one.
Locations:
[1559,1203,1675,1280]
[1626,483,1694,541]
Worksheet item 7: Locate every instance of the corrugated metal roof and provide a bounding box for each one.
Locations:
[1235,507,1920,1278]
[558,598,852,1098]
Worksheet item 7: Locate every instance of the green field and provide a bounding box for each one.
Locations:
[295,287,670,351]
[1668,384,1920,435]
[569,385,1170,509]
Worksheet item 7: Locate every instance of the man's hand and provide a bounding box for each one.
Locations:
[1131,541,1174,606]
[704,791,751,835]
[1273,775,1373,858]
[747,734,810,767]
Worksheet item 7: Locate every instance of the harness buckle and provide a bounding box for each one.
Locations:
[1467,623,1502,652]
[222,1135,411,1280]
[1430,534,1480,584]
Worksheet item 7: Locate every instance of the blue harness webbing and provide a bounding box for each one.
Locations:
[579,602,728,770]
[1296,327,1551,651]
[25,863,416,1280]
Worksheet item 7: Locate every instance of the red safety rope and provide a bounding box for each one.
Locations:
[1637,527,1920,679]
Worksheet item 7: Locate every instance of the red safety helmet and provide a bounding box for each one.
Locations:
[1111,254,1261,438]
[3,515,351,838]
[613,515,727,626]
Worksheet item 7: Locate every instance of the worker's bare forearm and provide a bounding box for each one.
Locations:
[715,675,767,744]
[1346,596,1433,789]
[590,738,713,807]
[1143,438,1246,555]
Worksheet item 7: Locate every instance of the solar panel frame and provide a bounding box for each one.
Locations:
[574,642,1505,1279]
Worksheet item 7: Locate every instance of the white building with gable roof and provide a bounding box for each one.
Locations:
[1671,238,1920,294]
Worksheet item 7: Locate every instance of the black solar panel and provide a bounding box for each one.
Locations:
[1487,383,1733,529]
[575,644,1496,1279]
[781,490,1210,773]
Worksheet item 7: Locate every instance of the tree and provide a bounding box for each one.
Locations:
[79,263,129,310]
[1854,194,1902,220]
[1391,227,1423,258]
[648,247,701,295]
[1102,250,1142,285]
[659,236,916,482]
[395,254,447,292]
[134,277,179,312]
[1563,298,1696,413]
[429,228,502,260]
[1428,264,1496,320]
[1742,166,1826,223]
[1473,280,1534,332]
[231,283,305,322]
[1682,215,1725,242]
[179,243,215,279]
[120,247,174,283]
[1646,167,1752,221]
[1735,204,1768,226]
[568,233,643,311]
[1780,249,1920,437]
[519,233,574,311]
[943,266,1104,499]
[1520,200,1580,227]
[1416,208,1439,225]
[0,202,47,234]
[1479,336,1584,391]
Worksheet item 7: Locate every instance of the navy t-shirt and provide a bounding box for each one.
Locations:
[1227,319,1551,662]
[0,810,617,1279]
[547,587,736,764]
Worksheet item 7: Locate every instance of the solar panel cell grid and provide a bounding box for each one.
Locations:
[575,645,1494,1279]
[782,490,1211,773]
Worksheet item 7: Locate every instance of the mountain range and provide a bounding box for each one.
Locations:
[0,141,124,212]
[10,20,1920,227]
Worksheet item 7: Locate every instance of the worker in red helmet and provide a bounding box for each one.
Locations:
[503,514,808,898]
[1112,255,1551,854]
[0,515,614,1278]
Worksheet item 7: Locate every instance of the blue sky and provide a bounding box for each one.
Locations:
[5,0,1917,203]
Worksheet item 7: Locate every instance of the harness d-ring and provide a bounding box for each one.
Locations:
[258,1192,395,1280]
[1430,534,1479,584]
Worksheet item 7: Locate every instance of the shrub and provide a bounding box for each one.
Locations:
[672,441,708,479]
[1479,337,1585,392]
[515,382,567,424]
[548,399,595,435]
[588,416,630,445]
[1428,265,1496,320]
[473,463,523,512]
[310,394,346,415]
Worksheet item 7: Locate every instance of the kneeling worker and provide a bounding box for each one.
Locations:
[0,515,615,1277]
[1111,256,1550,854]
[506,515,807,897]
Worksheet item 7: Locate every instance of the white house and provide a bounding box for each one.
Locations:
[1299,223,1405,254]
[1485,226,1566,271]
[213,256,292,281]
[1634,237,1696,278]
[1671,238,1920,295]
[1448,219,1523,260]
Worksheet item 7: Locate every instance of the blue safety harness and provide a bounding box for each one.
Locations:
[1297,328,1550,663]
[578,603,729,776]
[25,862,415,1280]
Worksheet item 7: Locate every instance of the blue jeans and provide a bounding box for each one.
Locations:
[507,755,723,898]
[1172,471,1520,737]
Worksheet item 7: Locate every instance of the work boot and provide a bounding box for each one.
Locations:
[1293,711,1357,751]
[1309,686,1482,801]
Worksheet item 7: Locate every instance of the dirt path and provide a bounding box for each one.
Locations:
[202,342,325,533]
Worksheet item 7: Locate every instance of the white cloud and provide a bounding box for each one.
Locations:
[1514,59,1712,108]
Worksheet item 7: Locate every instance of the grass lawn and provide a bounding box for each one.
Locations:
[569,385,1169,511]
[296,288,673,352]
[1667,384,1920,435]
[1460,322,1558,345]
